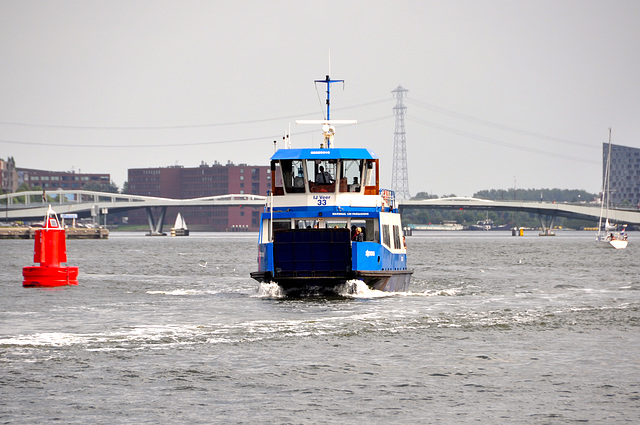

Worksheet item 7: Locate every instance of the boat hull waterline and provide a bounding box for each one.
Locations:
[251,270,412,293]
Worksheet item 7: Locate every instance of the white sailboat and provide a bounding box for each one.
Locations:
[596,129,627,249]
[171,213,189,237]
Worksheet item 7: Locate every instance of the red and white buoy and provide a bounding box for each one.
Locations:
[22,206,79,287]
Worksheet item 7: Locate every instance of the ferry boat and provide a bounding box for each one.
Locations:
[250,75,412,294]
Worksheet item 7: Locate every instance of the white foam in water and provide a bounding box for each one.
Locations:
[420,288,460,297]
[339,280,396,298]
[341,281,462,298]
[0,332,83,347]
[253,280,460,299]
[147,289,201,296]
[255,282,284,298]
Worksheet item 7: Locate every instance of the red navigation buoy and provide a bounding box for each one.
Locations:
[23,206,79,287]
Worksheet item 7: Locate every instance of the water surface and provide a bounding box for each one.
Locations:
[1,231,638,423]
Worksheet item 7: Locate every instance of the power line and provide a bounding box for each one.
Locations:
[0,135,286,148]
[0,116,391,148]
[0,99,388,131]
[408,116,599,165]
[406,98,597,150]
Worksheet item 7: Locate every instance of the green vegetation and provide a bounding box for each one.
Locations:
[82,181,120,193]
[4,183,44,205]
[403,188,599,230]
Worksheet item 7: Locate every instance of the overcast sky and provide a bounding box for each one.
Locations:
[1,1,639,197]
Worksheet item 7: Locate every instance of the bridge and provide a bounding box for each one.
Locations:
[3,191,640,235]
[0,190,266,235]
[399,197,640,231]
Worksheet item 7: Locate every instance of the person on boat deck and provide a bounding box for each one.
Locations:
[353,227,364,242]
[351,177,360,192]
[315,166,333,184]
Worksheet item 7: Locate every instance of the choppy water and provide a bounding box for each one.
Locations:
[1,231,639,424]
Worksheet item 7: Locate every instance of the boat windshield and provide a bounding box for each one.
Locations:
[271,158,378,195]
[338,159,363,193]
[363,159,378,194]
[307,159,337,193]
[281,160,306,194]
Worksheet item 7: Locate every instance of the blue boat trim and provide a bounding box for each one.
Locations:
[271,148,378,161]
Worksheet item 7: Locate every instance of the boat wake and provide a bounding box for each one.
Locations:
[341,280,461,298]
[254,282,285,298]
[338,280,396,298]
[254,280,461,299]
[147,289,203,296]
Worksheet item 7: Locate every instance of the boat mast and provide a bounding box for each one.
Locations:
[315,75,344,121]
[298,75,355,148]
[605,128,612,225]
[598,128,612,238]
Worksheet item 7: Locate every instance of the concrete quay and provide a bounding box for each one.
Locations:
[0,227,109,239]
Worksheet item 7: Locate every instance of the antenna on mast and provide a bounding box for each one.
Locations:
[299,72,355,149]
[314,74,344,120]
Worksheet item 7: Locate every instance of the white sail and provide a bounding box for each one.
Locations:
[171,213,189,236]
[174,213,188,230]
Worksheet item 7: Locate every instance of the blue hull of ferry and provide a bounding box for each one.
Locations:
[251,226,412,293]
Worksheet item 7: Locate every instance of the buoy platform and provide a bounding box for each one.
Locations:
[0,227,108,239]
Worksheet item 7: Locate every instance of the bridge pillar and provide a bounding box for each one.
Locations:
[538,212,557,236]
[145,207,168,236]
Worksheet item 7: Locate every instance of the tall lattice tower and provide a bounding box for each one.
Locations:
[391,85,410,200]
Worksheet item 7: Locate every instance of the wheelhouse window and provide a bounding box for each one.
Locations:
[307,159,337,193]
[339,159,363,193]
[271,161,284,195]
[281,160,306,193]
[363,159,379,195]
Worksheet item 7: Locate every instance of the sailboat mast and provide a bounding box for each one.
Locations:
[597,128,612,238]
[605,128,613,224]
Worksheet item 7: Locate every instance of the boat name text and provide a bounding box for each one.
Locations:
[312,194,331,206]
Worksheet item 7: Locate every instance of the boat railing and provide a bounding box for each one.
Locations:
[380,189,396,210]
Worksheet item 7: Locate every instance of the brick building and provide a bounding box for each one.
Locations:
[16,167,110,191]
[127,161,270,231]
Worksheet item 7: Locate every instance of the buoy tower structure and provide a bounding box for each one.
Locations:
[22,206,79,287]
